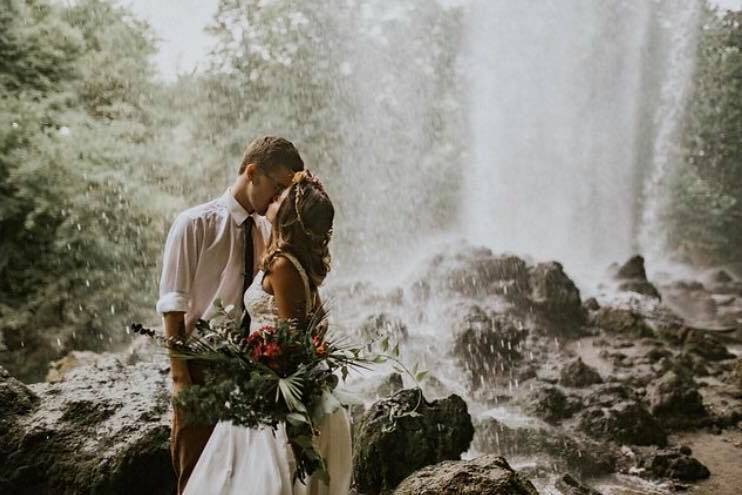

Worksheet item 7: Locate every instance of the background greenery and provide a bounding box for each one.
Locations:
[0,0,739,382]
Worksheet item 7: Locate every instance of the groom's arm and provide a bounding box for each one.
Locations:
[157,212,200,395]
[164,311,191,394]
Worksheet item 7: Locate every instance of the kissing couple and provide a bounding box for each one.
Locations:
[155,136,352,494]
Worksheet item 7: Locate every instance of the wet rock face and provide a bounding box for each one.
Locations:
[0,357,173,495]
[616,255,649,281]
[591,308,654,338]
[527,261,585,329]
[352,389,474,495]
[472,418,616,477]
[413,246,531,300]
[0,366,38,417]
[452,306,527,390]
[646,370,706,421]
[681,330,734,361]
[519,385,578,424]
[577,399,667,447]
[559,358,603,388]
[393,455,539,495]
[614,255,661,299]
[638,446,710,482]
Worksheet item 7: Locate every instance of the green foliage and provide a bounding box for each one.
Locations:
[0,0,178,382]
[668,5,742,266]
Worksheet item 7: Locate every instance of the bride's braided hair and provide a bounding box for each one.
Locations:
[262,170,334,288]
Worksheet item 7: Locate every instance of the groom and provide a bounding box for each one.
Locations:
[156,136,304,493]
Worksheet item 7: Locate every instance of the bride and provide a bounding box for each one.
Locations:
[184,171,352,495]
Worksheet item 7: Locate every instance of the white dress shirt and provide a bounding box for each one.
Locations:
[156,189,270,333]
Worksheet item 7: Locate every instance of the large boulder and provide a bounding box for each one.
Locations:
[559,358,603,388]
[393,455,539,495]
[353,389,474,495]
[452,306,527,389]
[0,356,173,494]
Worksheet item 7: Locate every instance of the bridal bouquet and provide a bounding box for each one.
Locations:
[130,302,370,483]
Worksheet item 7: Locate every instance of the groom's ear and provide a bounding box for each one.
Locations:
[244,163,258,181]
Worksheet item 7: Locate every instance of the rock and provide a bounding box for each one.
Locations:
[639,446,710,481]
[0,366,38,417]
[646,371,706,422]
[452,306,527,389]
[412,246,530,300]
[353,389,474,494]
[682,330,734,361]
[375,372,404,398]
[393,455,539,495]
[617,280,661,299]
[591,307,653,338]
[46,350,115,383]
[710,269,734,284]
[578,400,667,447]
[559,358,603,388]
[528,262,585,329]
[733,359,742,390]
[644,347,673,363]
[472,418,616,477]
[555,473,602,495]
[616,255,649,281]
[359,312,409,343]
[614,256,661,299]
[520,385,576,424]
[0,358,173,494]
[583,298,600,311]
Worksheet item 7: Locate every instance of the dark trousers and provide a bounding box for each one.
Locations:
[170,362,215,494]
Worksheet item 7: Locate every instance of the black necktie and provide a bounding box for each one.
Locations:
[240,217,254,338]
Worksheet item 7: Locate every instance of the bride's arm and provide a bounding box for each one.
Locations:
[263,256,308,321]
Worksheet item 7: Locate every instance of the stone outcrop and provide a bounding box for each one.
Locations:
[353,389,474,495]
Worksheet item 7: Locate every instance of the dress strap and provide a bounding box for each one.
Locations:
[277,252,314,317]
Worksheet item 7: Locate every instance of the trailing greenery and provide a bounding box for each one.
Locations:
[667,5,742,267]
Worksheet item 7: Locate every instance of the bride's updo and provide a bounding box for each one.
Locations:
[262,170,334,288]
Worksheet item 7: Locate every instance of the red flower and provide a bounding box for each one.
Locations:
[263,341,282,359]
[312,336,328,358]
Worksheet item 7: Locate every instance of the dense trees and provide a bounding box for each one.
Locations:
[0,0,178,381]
[668,7,742,267]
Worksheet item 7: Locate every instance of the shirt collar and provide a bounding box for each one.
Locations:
[223,188,252,225]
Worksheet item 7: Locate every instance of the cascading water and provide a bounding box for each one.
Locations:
[460,0,702,285]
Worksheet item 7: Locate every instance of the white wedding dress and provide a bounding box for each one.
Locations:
[184,254,353,495]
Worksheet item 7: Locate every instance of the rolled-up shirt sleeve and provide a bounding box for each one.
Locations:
[156,213,200,314]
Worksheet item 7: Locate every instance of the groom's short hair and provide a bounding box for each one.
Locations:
[239,136,304,174]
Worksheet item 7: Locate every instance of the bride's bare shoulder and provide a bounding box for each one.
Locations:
[263,256,303,295]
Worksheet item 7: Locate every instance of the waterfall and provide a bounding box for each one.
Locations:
[460,0,702,284]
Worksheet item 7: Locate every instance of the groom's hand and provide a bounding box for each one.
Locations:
[164,311,192,395]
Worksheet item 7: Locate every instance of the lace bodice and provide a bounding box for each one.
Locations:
[242,253,314,332]
[243,270,277,332]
